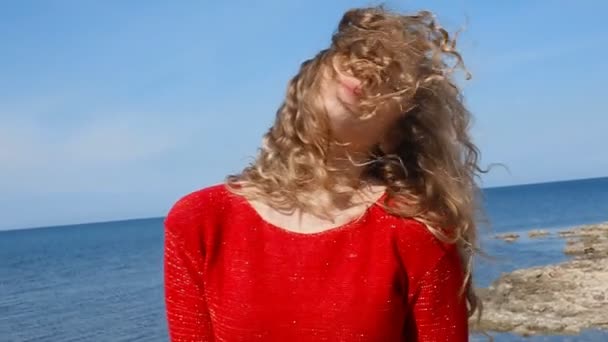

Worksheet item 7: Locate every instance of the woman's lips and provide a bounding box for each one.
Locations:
[338,74,362,96]
[336,75,362,106]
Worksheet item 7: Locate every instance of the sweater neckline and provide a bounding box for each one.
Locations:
[240,191,388,238]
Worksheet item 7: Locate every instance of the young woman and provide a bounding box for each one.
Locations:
[164,6,482,341]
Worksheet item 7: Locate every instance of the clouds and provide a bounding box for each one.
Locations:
[64,118,178,164]
[1,116,178,167]
[0,114,187,193]
[467,34,603,77]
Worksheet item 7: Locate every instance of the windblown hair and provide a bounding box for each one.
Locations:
[227,6,485,319]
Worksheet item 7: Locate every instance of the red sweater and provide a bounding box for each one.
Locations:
[164,184,468,341]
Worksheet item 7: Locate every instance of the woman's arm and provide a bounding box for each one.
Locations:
[164,198,213,341]
[404,246,469,341]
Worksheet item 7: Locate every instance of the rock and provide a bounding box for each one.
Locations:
[473,222,608,336]
[495,233,520,243]
[561,223,608,258]
[528,229,549,238]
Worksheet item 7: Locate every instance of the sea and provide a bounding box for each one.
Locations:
[1,177,608,341]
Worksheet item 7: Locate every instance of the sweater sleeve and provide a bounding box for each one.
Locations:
[164,195,214,341]
[403,244,469,341]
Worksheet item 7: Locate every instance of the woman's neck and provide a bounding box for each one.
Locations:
[247,183,386,234]
[326,143,376,183]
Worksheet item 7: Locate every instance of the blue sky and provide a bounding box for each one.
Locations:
[1,0,607,230]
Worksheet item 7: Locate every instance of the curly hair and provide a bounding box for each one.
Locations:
[227,6,486,320]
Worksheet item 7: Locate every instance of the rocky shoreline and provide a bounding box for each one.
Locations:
[471,222,608,336]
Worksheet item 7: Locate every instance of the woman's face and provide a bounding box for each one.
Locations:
[319,59,403,154]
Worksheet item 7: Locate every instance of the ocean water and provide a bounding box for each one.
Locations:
[1,177,607,341]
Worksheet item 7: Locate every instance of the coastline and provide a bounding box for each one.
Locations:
[472,222,608,336]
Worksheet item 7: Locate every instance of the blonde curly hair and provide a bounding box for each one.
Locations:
[227,6,486,320]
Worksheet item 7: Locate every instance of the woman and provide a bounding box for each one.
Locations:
[164,6,482,341]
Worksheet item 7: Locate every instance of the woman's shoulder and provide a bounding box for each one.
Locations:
[164,183,231,232]
[389,216,459,281]
[389,216,452,250]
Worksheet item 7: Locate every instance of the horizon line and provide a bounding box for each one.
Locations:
[2,175,606,233]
